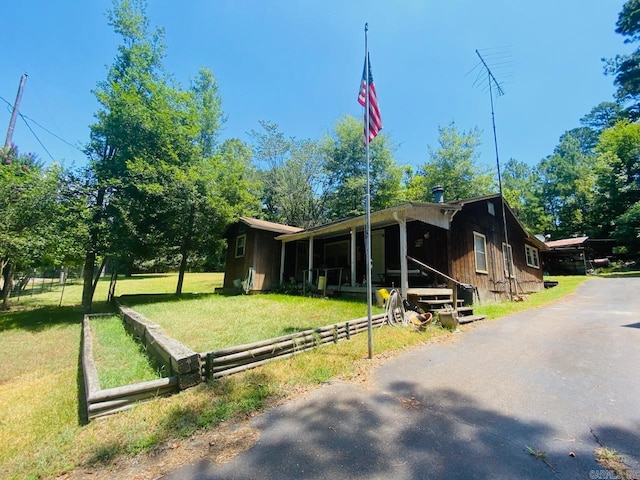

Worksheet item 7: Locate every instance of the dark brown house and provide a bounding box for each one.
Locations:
[223,194,547,303]
[222,217,303,292]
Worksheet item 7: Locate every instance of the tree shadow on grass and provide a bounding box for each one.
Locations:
[119,292,223,307]
[0,305,84,333]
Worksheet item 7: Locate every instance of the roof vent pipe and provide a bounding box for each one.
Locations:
[432,186,444,203]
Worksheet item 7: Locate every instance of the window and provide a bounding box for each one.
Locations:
[525,245,540,269]
[235,234,246,258]
[502,243,514,278]
[487,201,495,216]
[473,232,488,273]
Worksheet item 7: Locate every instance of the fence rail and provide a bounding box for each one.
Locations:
[203,314,386,379]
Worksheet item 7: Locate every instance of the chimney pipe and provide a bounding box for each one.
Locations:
[432,186,444,203]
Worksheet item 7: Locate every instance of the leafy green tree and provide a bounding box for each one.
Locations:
[0,146,86,309]
[580,101,627,131]
[82,0,200,309]
[604,0,640,118]
[501,158,549,234]
[250,121,326,227]
[407,121,494,202]
[190,67,226,158]
[592,120,640,239]
[612,200,640,255]
[537,133,597,239]
[321,114,403,221]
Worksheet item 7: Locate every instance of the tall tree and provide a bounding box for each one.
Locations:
[190,67,226,158]
[537,133,597,239]
[321,115,403,221]
[83,0,198,309]
[501,158,549,234]
[250,121,326,227]
[604,0,640,118]
[407,121,494,202]
[592,120,640,239]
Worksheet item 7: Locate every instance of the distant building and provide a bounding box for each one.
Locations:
[542,237,616,275]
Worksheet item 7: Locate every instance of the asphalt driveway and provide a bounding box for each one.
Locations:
[165,277,640,479]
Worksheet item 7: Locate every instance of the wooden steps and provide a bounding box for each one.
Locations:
[406,287,485,326]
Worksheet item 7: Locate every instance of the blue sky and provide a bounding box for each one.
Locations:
[0,1,632,172]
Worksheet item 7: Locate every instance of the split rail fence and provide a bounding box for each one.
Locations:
[202,313,386,379]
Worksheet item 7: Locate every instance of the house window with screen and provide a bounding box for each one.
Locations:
[473,232,488,273]
[235,234,246,258]
[502,243,514,278]
[525,245,540,268]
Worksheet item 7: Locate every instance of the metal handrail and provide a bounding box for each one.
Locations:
[406,255,472,289]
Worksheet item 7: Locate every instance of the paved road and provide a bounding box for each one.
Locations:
[165,277,640,479]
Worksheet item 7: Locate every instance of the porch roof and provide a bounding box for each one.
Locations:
[545,236,589,249]
[224,217,304,237]
[276,202,460,241]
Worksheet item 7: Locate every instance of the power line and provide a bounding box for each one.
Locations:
[20,113,84,152]
[19,114,55,161]
[0,93,85,158]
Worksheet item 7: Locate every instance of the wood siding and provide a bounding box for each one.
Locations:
[449,199,543,302]
[223,223,284,292]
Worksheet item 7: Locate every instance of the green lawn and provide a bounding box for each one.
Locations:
[90,315,164,389]
[123,294,384,352]
[0,272,590,480]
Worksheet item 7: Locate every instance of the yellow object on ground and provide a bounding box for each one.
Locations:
[375,288,390,307]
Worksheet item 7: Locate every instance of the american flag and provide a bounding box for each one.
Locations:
[357,53,382,142]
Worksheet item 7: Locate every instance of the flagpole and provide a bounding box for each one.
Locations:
[364,23,373,359]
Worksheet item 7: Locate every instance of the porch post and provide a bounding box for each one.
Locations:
[398,216,408,297]
[350,228,357,286]
[307,236,314,285]
[279,241,286,285]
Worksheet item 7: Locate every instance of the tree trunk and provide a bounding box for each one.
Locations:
[1,262,15,311]
[81,251,97,312]
[176,205,195,295]
[81,187,106,312]
[107,270,118,303]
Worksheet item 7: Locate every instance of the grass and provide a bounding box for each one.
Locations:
[473,275,589,320]
[124,294,384,352]
[594,447,633,480]
[90,315,164,389]
[0,273,592,479]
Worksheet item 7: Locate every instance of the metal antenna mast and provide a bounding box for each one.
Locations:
[474,49,514,300]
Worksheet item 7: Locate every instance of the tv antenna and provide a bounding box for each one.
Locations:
[470,48,515,300]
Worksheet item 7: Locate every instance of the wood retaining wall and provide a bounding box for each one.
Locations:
[81,314,179,420]
[118,305,202,389]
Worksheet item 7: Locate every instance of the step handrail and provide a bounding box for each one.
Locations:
[406,255,473,289]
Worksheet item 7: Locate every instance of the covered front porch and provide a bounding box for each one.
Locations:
[276,202,461,298]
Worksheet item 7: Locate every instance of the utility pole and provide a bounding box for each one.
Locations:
[4,73,28,149]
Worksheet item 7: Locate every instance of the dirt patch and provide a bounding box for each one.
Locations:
[60,423,260,480]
